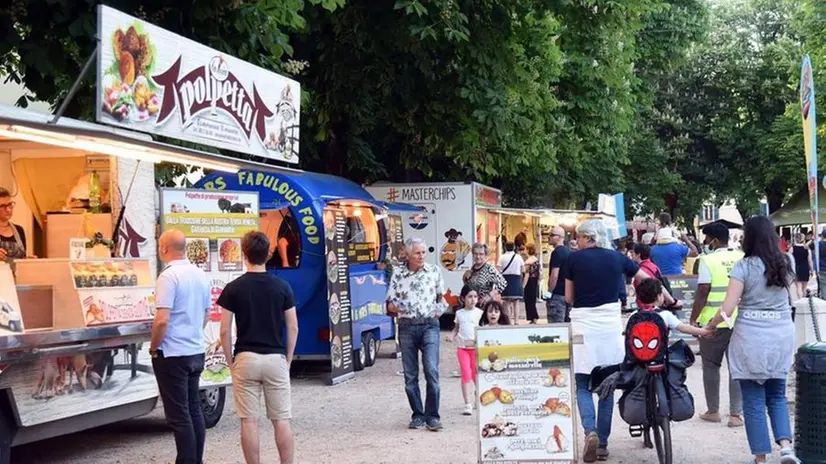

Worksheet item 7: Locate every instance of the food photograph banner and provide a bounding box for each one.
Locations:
[476,325,577,464]
[324,207,355,385]
[96,5,301,164]
[159,188,259,387]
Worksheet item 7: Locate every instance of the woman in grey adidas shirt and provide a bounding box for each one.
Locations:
[708,216,800,464]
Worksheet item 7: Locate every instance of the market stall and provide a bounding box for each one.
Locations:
[0,105,247,457]
[0,2,304,458]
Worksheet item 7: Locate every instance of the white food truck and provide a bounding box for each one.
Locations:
[0,4,303,461]
[365,182,507,309]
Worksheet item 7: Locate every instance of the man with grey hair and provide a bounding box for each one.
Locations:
[387,237,447,431]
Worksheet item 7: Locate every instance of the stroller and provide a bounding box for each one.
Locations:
[590,311,696,464]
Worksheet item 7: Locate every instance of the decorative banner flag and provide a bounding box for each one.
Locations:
[801,56,819,272]
[598,193,627,241]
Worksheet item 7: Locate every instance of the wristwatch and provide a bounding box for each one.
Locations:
[149,349,159,359]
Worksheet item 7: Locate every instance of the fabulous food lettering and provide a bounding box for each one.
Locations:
[202,171,320,245]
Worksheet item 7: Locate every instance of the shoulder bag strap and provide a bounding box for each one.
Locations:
[503,253,517,274]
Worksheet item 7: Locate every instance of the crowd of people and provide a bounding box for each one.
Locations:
[146,208,804,464]
[424,212,802,463]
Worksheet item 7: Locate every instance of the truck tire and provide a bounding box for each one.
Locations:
[353,347,365,372]
[200,387,226,429]
[0,392,16,464]
[363,332,377,367]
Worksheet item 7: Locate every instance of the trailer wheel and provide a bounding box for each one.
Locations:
[200,387,226,429]
[363,332,377,367]
[353,346,365,372]
[0,391,17,464]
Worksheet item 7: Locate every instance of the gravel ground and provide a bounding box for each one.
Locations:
[11,338,790,464]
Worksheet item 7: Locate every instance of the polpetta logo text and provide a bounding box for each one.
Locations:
[153,55,274,143]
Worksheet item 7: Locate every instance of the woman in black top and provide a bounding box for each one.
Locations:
[792,233,812,296]
[267,214,300,269]
[522,243,541,324]
[0,188,26,265]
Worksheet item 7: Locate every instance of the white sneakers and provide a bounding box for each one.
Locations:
[462,404,473,416]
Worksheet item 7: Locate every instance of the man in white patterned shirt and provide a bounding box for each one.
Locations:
[387,237,447,431]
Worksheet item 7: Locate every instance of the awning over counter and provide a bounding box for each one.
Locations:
[0,104,293,173]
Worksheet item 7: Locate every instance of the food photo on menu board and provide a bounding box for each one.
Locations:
[476,325,577,464]
[185,238,210,271]
[217,238,242,271]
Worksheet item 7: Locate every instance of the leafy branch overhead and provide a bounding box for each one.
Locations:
[3,0,813,219]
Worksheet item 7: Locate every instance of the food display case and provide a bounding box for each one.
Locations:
[13,258,154,331]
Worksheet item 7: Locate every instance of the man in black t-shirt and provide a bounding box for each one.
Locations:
[218,231,298,464]
[545,226,571,323]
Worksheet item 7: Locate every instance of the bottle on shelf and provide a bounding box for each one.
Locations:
[89,171,102,214]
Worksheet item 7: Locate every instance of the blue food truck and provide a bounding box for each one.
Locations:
[195,169,418,382]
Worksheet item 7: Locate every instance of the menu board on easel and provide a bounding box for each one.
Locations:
[0,263,24,335]
[159,188,260,387]
[324,207,355,384]
[476,325,577,464]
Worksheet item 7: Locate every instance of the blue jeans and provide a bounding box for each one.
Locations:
[739,379,793,456]
[576,373,614,448]
[399,319,441,421]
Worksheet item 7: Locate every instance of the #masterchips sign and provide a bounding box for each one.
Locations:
[96,5,301,164]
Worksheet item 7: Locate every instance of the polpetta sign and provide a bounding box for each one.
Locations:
[95,5,301,164]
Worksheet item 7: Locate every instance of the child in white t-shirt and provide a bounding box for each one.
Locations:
[448,285,484,415]
[656,212,680,245]
[635,278,711,338]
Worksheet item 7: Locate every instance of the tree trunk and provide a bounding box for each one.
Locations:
[662,193,678,219]
[326,120,348,178]
[765,182,784,214]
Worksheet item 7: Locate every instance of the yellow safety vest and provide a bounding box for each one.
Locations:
[696,248,744,328]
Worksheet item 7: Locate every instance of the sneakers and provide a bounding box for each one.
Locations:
[780,447,802,464]
[583,432,599,463]
[426,419,444,431]
[700,411,722,423]
[597,447,609,461]
[462,404,473,416]
[727,415,744,428]
[408,418,426,429]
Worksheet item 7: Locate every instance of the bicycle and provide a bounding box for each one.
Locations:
[627,358,672,464]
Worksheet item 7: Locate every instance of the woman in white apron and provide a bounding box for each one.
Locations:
[565,219,674,462]
[0,188,27,272]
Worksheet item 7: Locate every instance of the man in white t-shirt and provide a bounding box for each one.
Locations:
[497,242,525,324]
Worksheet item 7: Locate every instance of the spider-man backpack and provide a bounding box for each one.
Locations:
[624,310,668,365]
[618,311,695,424]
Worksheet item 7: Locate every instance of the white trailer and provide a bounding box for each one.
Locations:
[365,182,504,309]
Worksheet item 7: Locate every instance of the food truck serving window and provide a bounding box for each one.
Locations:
[344,206,379,264]
[261,208,301,269]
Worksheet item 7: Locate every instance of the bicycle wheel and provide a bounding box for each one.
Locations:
[652,416,672,464]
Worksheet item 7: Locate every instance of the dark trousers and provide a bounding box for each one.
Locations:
[399,319,441,421]
[152,352,206,464]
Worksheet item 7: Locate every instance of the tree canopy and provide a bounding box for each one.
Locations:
[1,0,817,219]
